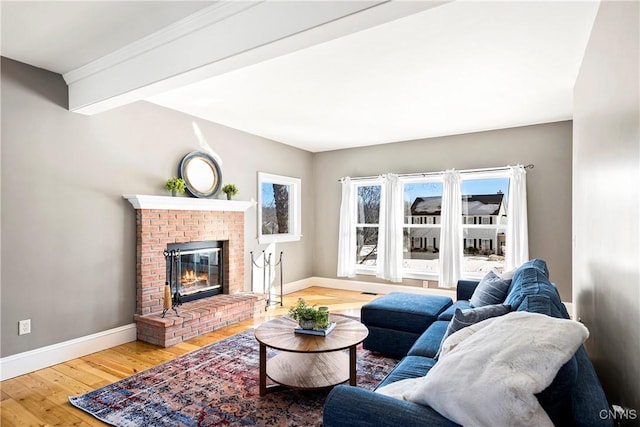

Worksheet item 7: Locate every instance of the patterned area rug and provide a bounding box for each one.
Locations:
[69,329,397,426]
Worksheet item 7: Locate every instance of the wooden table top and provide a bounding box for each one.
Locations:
[254,315,369,353]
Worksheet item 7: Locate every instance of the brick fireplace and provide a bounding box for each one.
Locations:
[125,195,262,347]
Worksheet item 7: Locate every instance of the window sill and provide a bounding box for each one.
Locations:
[352,267,482,283]
[402,270,439,281]
[258,234,301,244]
[355,266,376,276]
[354,267,440,282]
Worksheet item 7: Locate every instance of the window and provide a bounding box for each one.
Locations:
[402,179,443,275]
[338,167,527,283]
[258,173,301,244]
[355,183,380,270]
[461,175,509,277]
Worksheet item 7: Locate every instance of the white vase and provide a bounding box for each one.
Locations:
[299,320,315,330]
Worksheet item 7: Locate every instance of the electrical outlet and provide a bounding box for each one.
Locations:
[18,319,31,335]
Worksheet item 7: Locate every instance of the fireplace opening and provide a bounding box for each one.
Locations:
[166,240,225,303]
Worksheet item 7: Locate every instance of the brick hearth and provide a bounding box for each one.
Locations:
[125,195,262,347]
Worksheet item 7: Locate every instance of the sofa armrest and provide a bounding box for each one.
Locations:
[323,385,460,427]
[572,346,613,426]
[456,280,479,301]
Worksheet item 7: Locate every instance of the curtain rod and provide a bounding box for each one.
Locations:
[338,164,534,182]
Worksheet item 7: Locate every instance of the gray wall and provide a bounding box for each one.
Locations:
[0,58,314,357]
[573,1,639,417]
[312,121,573,300]
[0,56,576,360]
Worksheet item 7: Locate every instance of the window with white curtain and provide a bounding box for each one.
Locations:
[339,167,527,283]
[355,183,381,273]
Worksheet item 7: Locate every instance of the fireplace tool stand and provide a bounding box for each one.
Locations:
[251,250,283,310]
[162,249,182,318]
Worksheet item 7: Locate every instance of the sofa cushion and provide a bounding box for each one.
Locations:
[437,300,471,321]
[517,294,566,319]
[505,266,568,318]
[407,321,449,358]
[376,312,589,427]
[518,258,550,277]
[470,270,511,307]
[376,356,436,390]
[363,326,423,358]
[438,304,512,355]
[361,292,452,334]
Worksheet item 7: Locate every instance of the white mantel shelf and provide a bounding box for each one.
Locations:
[123,195,255,212]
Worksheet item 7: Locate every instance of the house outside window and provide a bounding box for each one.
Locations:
[460,174,510,277]
[403,179,443,275]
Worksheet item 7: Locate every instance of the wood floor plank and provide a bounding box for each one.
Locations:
[53,359,120,388]
[2,376,87,426]
[0,287,377,425]
[32,369,93,403]
[0,398,47,427]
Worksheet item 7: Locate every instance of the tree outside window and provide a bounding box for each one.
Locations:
[355,185,380,266]
[258,173,301,244]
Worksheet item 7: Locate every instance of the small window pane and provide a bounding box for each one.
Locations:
[403,229,440,272]
[356,227,378,265]
[462,228,506,273]
[460,177,509,276]
[258,172,301,244]
[261,183,290,235]
[404,182,443,224]
[357,186,380,224]
[460,178,509,217]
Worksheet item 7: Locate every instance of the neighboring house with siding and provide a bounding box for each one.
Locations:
[408,193,507,255]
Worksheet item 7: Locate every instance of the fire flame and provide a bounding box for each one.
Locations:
[181,269,208,287]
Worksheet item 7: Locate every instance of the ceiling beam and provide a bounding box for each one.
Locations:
[66,0,447,115]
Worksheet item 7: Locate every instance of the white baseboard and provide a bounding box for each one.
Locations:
[291,277,574,317]
[0,323,137,381]
[282,277,316,294]
[1,279,572,381]
[283,276,456,298]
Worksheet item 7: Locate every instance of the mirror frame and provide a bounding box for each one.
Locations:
[179,151,222,198]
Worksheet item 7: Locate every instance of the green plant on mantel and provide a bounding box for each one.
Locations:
[222,183,239,200]
[288,298,329,329]
[165,177,186,196]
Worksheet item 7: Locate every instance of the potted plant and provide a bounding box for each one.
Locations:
[222,183,238,200]
[288,298,329,329]
[165,177,186,196]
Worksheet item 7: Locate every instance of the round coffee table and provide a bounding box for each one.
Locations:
[254,315,369,395]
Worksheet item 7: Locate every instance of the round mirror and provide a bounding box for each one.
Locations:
[179,152,222,198]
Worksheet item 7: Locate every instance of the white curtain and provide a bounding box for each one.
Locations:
[337,177,356,277]
[438,170,462,288]
[506,165,529,270]
[376,174,404,282]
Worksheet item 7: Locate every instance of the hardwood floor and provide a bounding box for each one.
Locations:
[0,287,380,427]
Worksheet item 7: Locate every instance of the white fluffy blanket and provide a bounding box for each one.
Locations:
[376,311,589,427]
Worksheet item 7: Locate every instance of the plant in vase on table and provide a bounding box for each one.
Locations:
[288,298,329,330]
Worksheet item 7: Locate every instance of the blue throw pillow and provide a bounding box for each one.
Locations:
[470,270,511,308]
[437,304,512,357]
[518,258,550,277]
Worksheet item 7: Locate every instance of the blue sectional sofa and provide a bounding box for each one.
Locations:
[323,259,612,427]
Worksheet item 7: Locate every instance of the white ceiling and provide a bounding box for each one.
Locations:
[1,1,600,153]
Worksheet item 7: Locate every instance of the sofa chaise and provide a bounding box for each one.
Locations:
[323,259,612,427]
